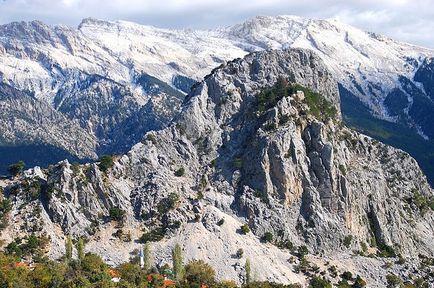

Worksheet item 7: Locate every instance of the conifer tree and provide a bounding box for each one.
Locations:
[65,236,73,261]
[245,258,251,284]
[172,243,184,281]
[76,238,85,261]
[143,243,152,272]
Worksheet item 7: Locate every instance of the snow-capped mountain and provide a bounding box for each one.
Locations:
[1,15,434,181]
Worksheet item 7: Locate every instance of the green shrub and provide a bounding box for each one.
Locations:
[337,280,351,288]
[210,159,217,168]
[184,260,216,287]
[98,155,114,172]
[360,242,368,253]
[71,162,81,175]
[109,207,125,222]
[277,239,294,251]
[256,80,337,122]
[309,276,332,288]
[175,167,185,177]
[339,164,347,176]
[23,179,41,201]
[386,274,402,288]
[139,227,165,243]
[262,232,273,243]
[146,134,157,145]
[157,193,179,214]
[411,188,434,214]
[8,160,25,176]
[377,243,396,258]
[297,245,309,258]
[5,234,45,258]
[353,275,367,288]
[343,235,352,248]
[240,224,250,234]
[299,84,338,121]
[0,199,12,215]
[397,254,406,265]
[199,175,207,191]
[256,77,288,112]
[341,271,353,281]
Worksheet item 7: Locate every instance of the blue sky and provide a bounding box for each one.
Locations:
[1,0,434,48]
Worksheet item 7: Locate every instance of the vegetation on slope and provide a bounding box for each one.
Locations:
[256,77,338,121]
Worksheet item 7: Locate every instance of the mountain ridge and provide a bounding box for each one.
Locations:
[1,15,434,185]
[1,48,433,286]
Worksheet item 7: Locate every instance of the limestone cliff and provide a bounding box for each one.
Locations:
[1,49,433,287]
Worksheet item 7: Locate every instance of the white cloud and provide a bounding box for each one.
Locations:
[0,0,433,48]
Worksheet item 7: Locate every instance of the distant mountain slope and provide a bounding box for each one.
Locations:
[1,15,434,184]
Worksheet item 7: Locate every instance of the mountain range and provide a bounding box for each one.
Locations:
[1,15,434,184]
[0,15,434,287]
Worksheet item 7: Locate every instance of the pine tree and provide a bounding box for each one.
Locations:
[172,243,184,281]
[143,243,151,272]
[76,238,85,261]
[65,236,73,261]
[245,258,251,285]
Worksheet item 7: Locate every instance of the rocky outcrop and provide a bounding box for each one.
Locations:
[2,16,434,187]
[1,48,433,286]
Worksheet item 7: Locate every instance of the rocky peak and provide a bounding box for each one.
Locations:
[1,47,434,286]
[78,17,117,31]
[0,20,58,44]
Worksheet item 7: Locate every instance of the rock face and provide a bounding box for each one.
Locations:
[1,48,433,286]
[2,16,434,186]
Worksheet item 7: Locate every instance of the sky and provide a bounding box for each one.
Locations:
[0,0,434,48]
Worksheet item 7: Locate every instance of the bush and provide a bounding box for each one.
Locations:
[343,235,352,248]
[360,242,368,253]
[297,245,309,258]
[71,162,81,175]
[236,248,244,258]
[309,276,332,288]
[339,164,347,176]
[0,198,12,229]
[277,239,294,251]
[8,160,25,176]
[117,262,146,286]
[255,80,337,121]
[341,271,353,281]
[23,179,41,201]
[157,193,179,215]
[0,199,12,215]
[98,155,114,172]
[184,259,216,286]
[337,280,351,288]
[175,167,185,177]
[386,274,402,288]
[240,224,250,234]
[262,232,273,243]
[353,275,367,287]
[139,227,165,243]
[5,234,45,258]
[411,188,434,214]
[377,243,396,258]
[109,207,125,222]
[146,134,157,145]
